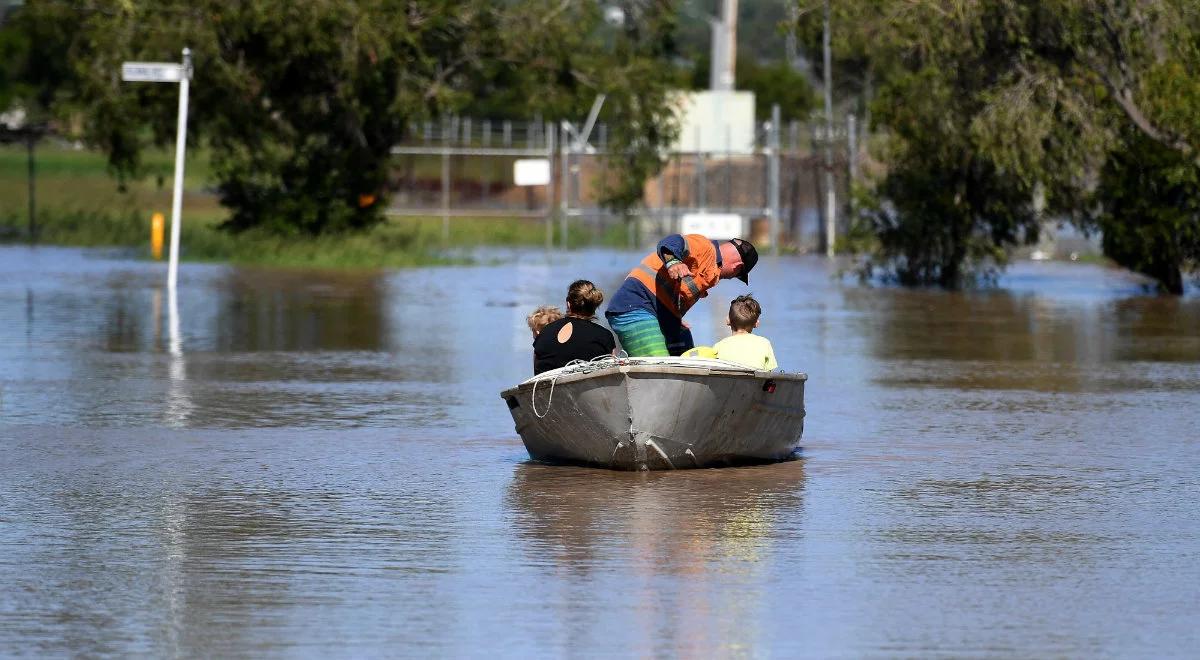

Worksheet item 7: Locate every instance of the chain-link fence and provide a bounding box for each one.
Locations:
[386,110,857,252]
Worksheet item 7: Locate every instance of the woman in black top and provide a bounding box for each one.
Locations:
[533,280,617,374]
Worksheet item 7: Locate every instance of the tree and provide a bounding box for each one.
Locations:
[1068,1,1200,291]
[0,2,81,127]
[687,55,816,120]
[861,64,1041,288]
[792,0,1200,292]
[1091,129,1200,294]
[2,0,683,234]
[460,0,683,213]
[798,2,1050,287]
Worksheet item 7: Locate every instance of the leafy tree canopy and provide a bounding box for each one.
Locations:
[794,0,1200,292]
[1,0,683,234]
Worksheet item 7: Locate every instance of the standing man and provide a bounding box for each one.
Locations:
[605,234,758,356]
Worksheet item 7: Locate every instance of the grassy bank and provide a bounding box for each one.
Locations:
[1,142,621,268]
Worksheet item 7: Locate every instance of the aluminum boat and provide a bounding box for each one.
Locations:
[501,357,807,470]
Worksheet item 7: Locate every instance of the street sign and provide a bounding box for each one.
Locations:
[121,62,184,83]
[121,49,192,290]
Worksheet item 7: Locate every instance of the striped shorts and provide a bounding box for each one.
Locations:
[606,309,669,357]
[606,309,695,357]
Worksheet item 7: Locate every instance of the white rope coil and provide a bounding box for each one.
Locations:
[529,355,619,418]
[525,354,754,418]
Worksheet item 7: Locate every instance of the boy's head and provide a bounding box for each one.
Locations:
[527,305,564,336]
[727,294,762,332]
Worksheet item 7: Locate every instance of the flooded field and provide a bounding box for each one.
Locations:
[1,245,1198,657]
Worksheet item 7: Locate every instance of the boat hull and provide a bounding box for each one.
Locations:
[501,360,806,470]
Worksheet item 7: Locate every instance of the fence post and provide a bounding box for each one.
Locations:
[847,113,858,183]
[847,113,858,223]
[724,124,732,212]
[26,134,36,242]
[545,123,554,250]
[822,0,837,258]
[768,104,781,255]
[657,160,666,242]
[696,124,706,211]
[811,124,828,253]
[823,125,837,259]
[559,121,569,249]
[441,148,450,244]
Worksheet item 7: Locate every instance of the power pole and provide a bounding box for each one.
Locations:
[709,0,738,91]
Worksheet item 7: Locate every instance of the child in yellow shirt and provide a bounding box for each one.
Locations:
[712,295,778,370]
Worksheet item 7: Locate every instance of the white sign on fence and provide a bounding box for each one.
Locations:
[514,158,551,186]
[680,213,744,240]
[121,62,185,83]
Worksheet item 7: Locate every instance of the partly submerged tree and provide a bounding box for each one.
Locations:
[861,73,1042,288]
[1070,1,1200,292]
[797,1,1051,287]
[2,0,682,234]
[793,0,1200,292]
[1091,129,1200,294]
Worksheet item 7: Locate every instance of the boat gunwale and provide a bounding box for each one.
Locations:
[500,364,808,398]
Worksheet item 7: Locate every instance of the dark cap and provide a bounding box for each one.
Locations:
[731,238,758,284]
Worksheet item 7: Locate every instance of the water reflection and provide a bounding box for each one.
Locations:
[505,461,805,656]
[165,285,192,427]
[1,427,464,657]
[837,282,1200,395]
[1109,296,1200,361]
[0,249,482,428]
[208,269,391,352]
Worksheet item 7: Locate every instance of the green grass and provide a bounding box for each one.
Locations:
[0,203,585,269]
[0,142,626,268]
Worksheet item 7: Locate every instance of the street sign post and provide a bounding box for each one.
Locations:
[122,49,192,289]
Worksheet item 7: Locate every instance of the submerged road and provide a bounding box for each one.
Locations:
[1,246,1198,657]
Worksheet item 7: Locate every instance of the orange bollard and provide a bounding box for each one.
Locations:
[151,212,165,260]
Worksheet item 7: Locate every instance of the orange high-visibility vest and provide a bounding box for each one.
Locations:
[626,234,720,318]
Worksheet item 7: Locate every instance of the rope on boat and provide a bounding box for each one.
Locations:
[530,354,622,418]
[526,353,753,418]
[530,374,556,418]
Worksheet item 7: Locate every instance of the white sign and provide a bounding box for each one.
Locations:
[122,62,184,83]
[514,159,551,186]
[680,213,744,240]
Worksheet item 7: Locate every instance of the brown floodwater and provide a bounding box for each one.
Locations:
[1,245,1198,657]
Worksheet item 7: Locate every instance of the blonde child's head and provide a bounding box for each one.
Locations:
[527,305,564,337]
[728,294,762,332]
